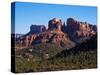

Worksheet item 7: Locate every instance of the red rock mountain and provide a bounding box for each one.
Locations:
[63,18,97,43]
[15,18,97,48]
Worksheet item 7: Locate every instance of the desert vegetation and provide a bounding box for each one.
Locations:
[15,50,97,73]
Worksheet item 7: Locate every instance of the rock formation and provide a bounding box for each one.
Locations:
[32,30,75,49]
[26,25,46,35]
[15,17,97,48]
[48,18,62,31]
[62,18,97,43]
[16,34,36,47]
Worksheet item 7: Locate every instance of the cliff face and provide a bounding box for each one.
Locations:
[15,17,97,48]
[26,25,46,35]
[16,34,37,47]
[48,18,62,31]
[32,30,75,49]
[16,31,75,49]
[63,18,97,43]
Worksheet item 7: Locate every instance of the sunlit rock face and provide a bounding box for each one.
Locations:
[32,31,75,49]
[27,25,46,34]
[65,18,97,43]
[16,34,37,47]
[48,18,62,31]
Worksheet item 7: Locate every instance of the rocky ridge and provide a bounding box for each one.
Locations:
[15,17,97,49]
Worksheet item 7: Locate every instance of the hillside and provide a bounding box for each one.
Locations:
[54,33,97,58]
[15,34,97,73]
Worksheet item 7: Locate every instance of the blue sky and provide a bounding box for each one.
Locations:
[14,2,97,34]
